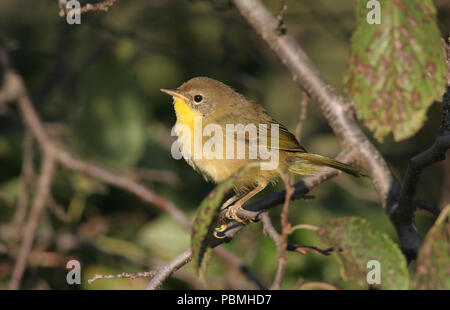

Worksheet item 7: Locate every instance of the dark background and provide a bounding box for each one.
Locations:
[0,0,449,289]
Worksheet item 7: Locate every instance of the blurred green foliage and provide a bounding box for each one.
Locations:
[0,0,448,289]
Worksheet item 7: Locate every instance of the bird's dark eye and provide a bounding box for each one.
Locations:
[194,95,203,103]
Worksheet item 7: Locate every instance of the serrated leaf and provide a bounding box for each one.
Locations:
[412,206,450,290]
[191,164,257,277]
[317,217,409,289]
[345,0,447,142]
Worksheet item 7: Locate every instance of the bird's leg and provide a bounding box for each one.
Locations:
[220,193,243,210]
[225,183,267,223]
[213,194,245,238]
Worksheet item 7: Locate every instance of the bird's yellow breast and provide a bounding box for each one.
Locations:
[173,97,199,131]
[173,97,201,158]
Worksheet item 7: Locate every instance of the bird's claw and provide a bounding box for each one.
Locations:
[213,221,228,239]
[225,204,248,224]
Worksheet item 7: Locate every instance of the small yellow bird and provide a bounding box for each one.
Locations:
[161,77,365,222]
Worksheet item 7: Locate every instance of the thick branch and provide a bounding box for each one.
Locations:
[396,86,450,224]
[395,41,450,259]
[231,0,421,258]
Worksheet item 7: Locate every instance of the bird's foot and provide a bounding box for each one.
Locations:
[213,221,228,239]
[225,203,248,224]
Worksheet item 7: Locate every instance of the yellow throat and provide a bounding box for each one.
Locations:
[173,97,201,130]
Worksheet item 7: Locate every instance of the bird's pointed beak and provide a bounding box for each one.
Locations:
[160,88,189,102]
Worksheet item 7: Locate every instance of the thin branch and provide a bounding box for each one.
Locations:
[276,0,288,35]
[294,91,308,142]
[213,247,267,289]
[287,244,333,256]
[9,154,56,290]
[288,224,319,233]
[260,212,281,248]
[260,212,285,289]
[414,198,441,217]
[88,271,156,284]
[262,216,331,256]
[145,248,193,290]
[270,173,294,290]
[13,129,35,225]
[59,0,118,17]
[47,195,70,222]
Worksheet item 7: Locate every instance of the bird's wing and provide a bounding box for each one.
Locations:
[215,111,307,153]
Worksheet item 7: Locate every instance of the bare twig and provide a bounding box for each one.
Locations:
[276,0,288,34]
[294,91,308,142]
[260,212,285,289]
[414,198,441,217]
[13,129,35,225]
[145,248,193,290]
[59,0,118,17]
[88,271,156,284]
[270,173,294,290]
[47,195,70,222]
[287,244,333,256]
[288,223,319,233]
[9,154,56,290]
[262,214,332,256]
[213,247,267,289]
[260,212,281,248]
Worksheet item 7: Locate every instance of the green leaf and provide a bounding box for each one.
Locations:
[345,0,447,142]
[317,217,409,289]
[191,164,256,277]
[412,206,450,289]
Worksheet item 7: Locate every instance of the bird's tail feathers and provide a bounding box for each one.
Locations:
[288,153,367,177]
